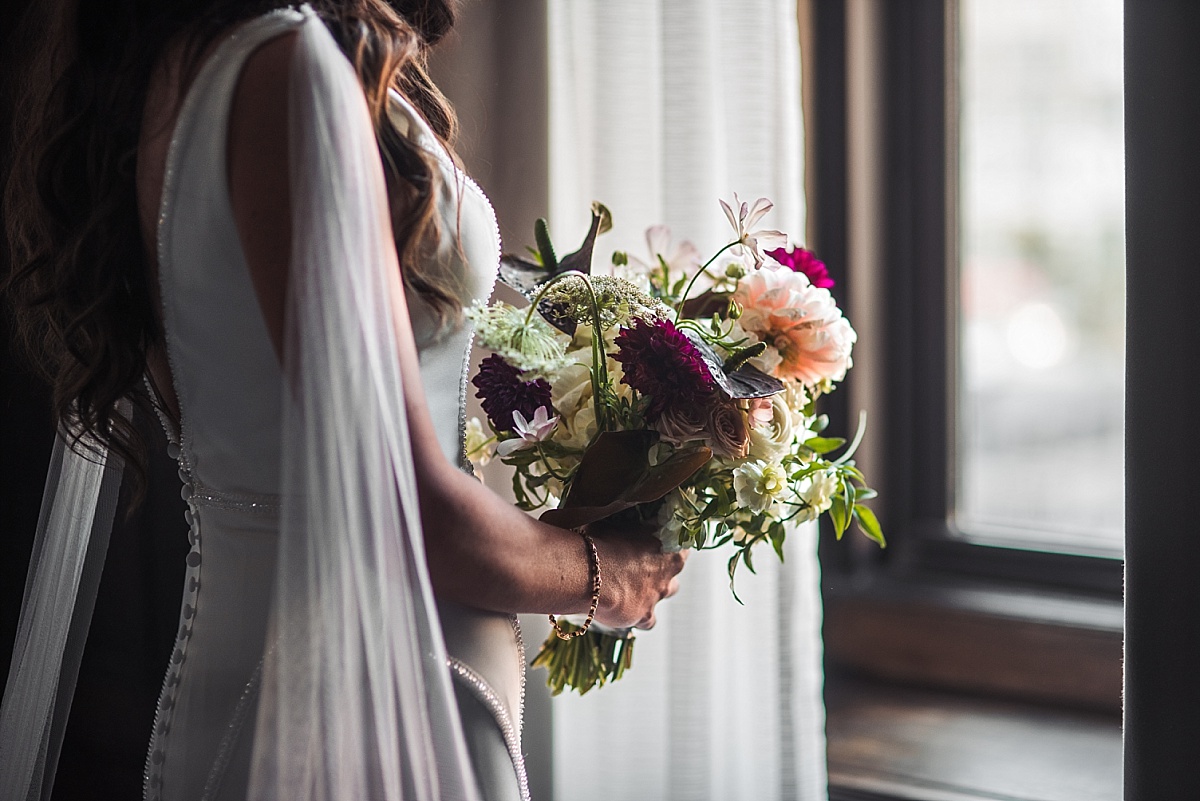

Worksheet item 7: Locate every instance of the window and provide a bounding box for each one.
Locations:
[816,0,1123,711]
[814,3,1126,797]
[957,0,1125,556]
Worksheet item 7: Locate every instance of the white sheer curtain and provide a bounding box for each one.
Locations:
[547,3,827,800]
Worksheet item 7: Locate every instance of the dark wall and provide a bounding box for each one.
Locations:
[2,5,189,798]
[0,0,54,688]
[1123,1,1200,798]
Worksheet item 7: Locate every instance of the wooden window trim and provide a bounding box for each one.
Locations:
[812,0,1123,710]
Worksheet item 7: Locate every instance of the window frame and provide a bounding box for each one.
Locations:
[814,0,1123,712]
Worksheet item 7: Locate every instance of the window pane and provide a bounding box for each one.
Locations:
[957,0,1125,554]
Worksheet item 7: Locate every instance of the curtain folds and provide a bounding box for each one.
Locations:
[547,3,826,800]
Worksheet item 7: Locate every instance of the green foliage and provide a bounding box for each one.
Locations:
[535,218,558,271]
[853,504,886,546]
[531,623,636,696]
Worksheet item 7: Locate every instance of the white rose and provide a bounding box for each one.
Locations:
[747,393,796,462]
[549,362,593,447]
[557,404,597,451]
[733,459,789,513]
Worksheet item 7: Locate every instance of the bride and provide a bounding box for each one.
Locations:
[0,1,687,799]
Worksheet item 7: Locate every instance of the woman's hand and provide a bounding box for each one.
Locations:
[587,519,688,630]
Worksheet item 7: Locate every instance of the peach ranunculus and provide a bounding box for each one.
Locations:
[733,267,857,387]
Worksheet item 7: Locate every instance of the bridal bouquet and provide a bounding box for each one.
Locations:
[466,197,883,695]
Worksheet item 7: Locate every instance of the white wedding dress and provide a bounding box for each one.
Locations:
[1,8,526,801]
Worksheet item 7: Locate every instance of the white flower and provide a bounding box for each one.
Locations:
[464,417,495,467]
[497,406,559,457]
[799,470,840,515]
[747,393,796,462]
[548,361,599,450]
[655,488,697,552]
[732,459,789,513]
[719,193,788,269]
[465,301,572,377]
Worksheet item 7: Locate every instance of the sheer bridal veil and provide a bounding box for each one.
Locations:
[0,10,480,801]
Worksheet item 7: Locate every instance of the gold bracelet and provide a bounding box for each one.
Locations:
[549,533,602,640]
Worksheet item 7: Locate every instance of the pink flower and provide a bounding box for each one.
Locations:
[496,406,559,457]
[746,397,774,428]
[706,401,750,459]
[766,245,835,289]
[654,403,709,447]
[628,225,704,290]
[734,268,857,387]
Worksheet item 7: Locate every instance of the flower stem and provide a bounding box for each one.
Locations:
[522,270,611,431]
[465,436,497,459]
[673,240,740,320]
[535,445,570,481]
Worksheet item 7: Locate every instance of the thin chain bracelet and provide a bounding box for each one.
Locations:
[549,533,602,640]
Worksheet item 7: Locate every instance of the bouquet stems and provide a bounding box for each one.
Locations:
[530,621,636,695]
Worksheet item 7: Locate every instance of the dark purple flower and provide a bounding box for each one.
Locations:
[766,245,835,289]
[613,318,715,421]
[473,354,554,432]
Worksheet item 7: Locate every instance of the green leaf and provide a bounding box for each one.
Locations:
[727,552,744,604]
[742,544,757,574]
[829,495,849,539]
[534,218,558,271]
[852,486,877,502]
[769,526,787,562]
[853,505,886,547]
[804,436,847,455]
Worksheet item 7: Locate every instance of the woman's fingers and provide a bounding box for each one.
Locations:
[590,527,692,629]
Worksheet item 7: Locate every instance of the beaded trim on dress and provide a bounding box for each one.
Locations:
[142,10,304,799]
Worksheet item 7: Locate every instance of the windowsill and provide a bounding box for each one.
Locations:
[826,675,1123,801]
[823,572,1123,713]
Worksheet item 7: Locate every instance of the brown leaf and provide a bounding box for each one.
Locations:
[541,430,712,530]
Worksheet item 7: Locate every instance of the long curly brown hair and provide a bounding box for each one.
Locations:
[4,0,462,500]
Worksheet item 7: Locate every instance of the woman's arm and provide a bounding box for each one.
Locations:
[228,32,684,630]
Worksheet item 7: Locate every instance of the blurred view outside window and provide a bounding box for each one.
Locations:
[957,0,1125,554]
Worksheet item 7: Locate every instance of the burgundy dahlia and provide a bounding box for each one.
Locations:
[473,354,554,432]
[613,318,715,421]
[767,245,835,289]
